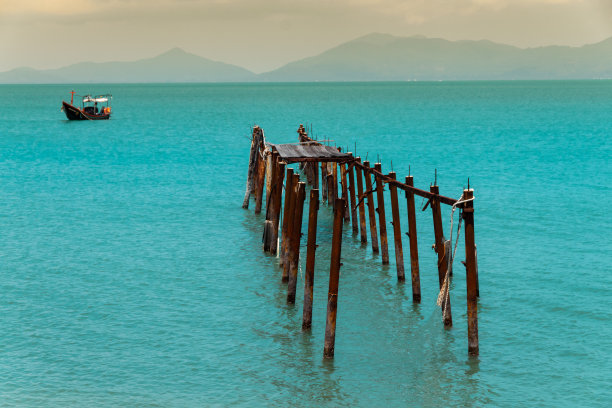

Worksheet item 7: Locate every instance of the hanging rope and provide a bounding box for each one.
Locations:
[436,192,476,315]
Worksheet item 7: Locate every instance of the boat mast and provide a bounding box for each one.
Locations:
[70,90,75,105]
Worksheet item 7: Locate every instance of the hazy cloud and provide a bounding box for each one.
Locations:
[1,0,611,72]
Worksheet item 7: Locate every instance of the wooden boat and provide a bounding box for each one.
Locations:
[61,91,112,120]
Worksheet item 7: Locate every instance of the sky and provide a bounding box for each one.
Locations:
[1,0,611,73]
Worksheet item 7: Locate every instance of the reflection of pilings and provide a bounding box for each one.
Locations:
[324,198,346,359]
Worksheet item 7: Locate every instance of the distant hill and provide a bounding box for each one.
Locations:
[2,35,612,83]
[260,33,612,81]
[0,48,256,83]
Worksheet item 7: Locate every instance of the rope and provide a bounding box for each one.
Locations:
[436,192,475,314]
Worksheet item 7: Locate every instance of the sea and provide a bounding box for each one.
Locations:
[0,82,610,407]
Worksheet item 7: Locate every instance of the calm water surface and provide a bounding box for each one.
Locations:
[0,82,610,407]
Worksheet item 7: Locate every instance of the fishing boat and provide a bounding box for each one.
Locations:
[61,91,112,120]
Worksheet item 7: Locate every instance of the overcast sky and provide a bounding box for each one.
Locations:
[1,0,611,73]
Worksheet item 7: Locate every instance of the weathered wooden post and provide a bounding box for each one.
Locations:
[355,158,368,244]
[340,163,350,222]
[312,161,319,190]
[430,185,452,327]
[282,173,300,281]
[263,152,279,252]
[347,160,359,234]
[242,126,263,209]
[302,189,319,330]
[331,163,338,211]
[463,189,478,355]
[405,175,421,302]
[324,198,346,359]
[280,169,296,271]
[363,161,379,253]
[287,182,306,304]
[321,162,328,202]
[270,160,286,255]
[254,150,267,214]
[374,163,389,264]
[388,172,405,281]
[327,173,334,208]
[265,152,274,209]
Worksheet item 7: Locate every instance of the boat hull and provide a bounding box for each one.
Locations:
[62,101,110,120]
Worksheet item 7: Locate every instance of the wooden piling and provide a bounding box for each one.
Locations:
[355,158,368,244]
[324,198,346,359]
[340,163,350,222]
[463,189,478,355]
[347,161,358,234]
[265,152,274,211]
[269,159,286,255]
[430,185,452,327]
[280,169,296,274]
[254,150,267,214]
[287,182,306,304]
[405,176,421,302]
[331,163,338,210]
[327,174,334,208]
[388,172,405,281]
[242,126,263,209]
[321,162,328,202]
[363,161,379,253]
[263,152,279,252]
[374,163,389,265]
[302,189,319,330]
[312,161,319,190]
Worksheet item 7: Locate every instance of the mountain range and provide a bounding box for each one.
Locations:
[3,33,612,83]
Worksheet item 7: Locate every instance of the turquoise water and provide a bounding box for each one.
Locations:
[1,82,610,407]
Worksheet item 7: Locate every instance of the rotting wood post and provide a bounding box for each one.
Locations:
[331,163,338,211]
[340,164,350,222]
[363,161,379,253]
[302,188,319,329]
[388,172,405,281]
[287,182,306,304]
[324,197,346,359]
[430,185,452,327]
[270,159,286,255]
[263,152,279,252]
[475,245,479,298]
[355,158,368,244]
[312,161,319,190]
[463,189,478,355]
[321,162,328,202]
[321,162,327,203]
[265,152,274,212]
[254,150,267,214]
[242,126,262,209]
[282,173,300,282]
[347,161,359,235]
[374,163,389,264]
[405,176,421,302]
[327,174,334,208]
[280,169,295,270]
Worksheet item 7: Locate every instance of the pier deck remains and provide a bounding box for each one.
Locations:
[243,125,479,358]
